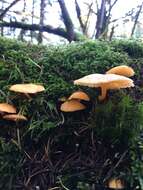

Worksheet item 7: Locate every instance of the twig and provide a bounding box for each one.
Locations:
[58,177,70,190]
[103,150,128,182]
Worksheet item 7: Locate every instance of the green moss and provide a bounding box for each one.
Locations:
[0,37,143,189]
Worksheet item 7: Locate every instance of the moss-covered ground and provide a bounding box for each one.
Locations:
[0,38,143,189]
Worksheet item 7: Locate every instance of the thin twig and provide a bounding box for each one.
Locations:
[58,177,70,190]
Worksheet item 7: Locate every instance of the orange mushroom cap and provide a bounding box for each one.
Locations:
[74,73,134,101]
[60,99,86,112]
[68,91,90,101]
[9,83,45,94]
[108,178,124,189]
[0,103,16,113]
[3,114,27,121]
[106,65,135,77]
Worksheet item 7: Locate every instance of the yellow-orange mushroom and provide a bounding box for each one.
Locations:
[9,83,45,94]
[106,65,135,77]
[108,178,124,189]
[74,73,134,101]
[0,103,16,114]
[60,99,86,112]
[68,91,90,101]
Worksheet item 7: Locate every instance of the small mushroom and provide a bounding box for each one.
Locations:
[3,114,27,121]
[9,83,45,99]
[74,73,134,101]
[68,91,90,101]
[106,65,135,77]
[0,103,16,115]
[3,114,27,149]
[60,99,86,112]
[108,178,124,189]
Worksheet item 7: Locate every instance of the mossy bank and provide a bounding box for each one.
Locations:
[0,38,143,189]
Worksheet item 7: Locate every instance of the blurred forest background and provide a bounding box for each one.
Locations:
[0,0,143,44]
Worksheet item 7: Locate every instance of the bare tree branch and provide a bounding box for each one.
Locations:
[84,2,93,33]
[84,2,97,15]
[107,0,118,21]
[75,0,86,34]
[0,0,21,19]
[110,0,118,11]
[58,0,75,42]
[0,21,79,41]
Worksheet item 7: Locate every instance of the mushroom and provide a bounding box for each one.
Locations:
[68,91,90,101]
[60,99,86,112]
[3,114,27,149]
[74,74,134,101]
[0,103,16,115]
[3,114,27,121]
[108,178,124,189]
[106,65,135,77]
[9,83,45,99]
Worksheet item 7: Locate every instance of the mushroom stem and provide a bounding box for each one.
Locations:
[17,128,21,150]
[24,93,32,100]
[98,86,107,101]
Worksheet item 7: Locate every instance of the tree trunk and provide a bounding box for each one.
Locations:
[131,2,143,37]
[38,0,46,44]
[95,0,106,38]
[0,0,4,36]
[31,0,35,42]
[19,0,26,41]
[58,0,75,42]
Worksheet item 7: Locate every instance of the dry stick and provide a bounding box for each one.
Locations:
[58,177,70,190]
[16,127,21,149]
[25,169,50,187]
[48,187,60,190]
[103,150,128,182]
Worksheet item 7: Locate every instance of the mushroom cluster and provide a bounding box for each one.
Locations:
[1,83,45,149]
[60,91,90,112]
[74,65,135,101]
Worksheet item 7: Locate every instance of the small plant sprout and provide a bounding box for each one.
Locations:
[9,83,45,99]
[3,114,27,149]
[68,91,90,101]
[60,99,86,112]
[108,178,124,189]
[0,103,16,116]
[58,96,68,102]
[106,65,135,77]
[74,73,134,101]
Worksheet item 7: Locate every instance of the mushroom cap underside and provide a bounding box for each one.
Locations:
[3,114,27,121]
